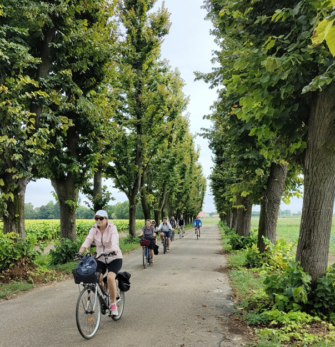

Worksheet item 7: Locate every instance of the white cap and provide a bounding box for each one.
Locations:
[95,210,108,218]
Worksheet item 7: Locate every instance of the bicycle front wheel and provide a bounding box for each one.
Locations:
[163,237,167,254]
[76,286,101,340]
[143,247,148,269]
[112,283,125,321]
[197,229,199,240]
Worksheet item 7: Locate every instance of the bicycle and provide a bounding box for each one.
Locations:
[195,227,199,240]
[74,252,125,340]
[162,231,169,254]
[140,237,152,269]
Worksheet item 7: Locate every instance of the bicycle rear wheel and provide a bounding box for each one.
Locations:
[76,286,101,339]
[197,229,199,240]
[112,281,125,321]
[143,247,148,269]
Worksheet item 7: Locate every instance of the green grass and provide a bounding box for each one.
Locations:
[49,261,77,274]
[0,282,34,299]
[251,217,335,255]
[227,250,247,268]
[229,268,265,298]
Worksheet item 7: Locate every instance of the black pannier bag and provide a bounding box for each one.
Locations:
[73,256,98,284]
[116,271,131,292]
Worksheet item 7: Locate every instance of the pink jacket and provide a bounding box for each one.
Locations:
[81,221,123,263]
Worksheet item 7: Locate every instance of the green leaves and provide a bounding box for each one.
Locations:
[312,15,335,55]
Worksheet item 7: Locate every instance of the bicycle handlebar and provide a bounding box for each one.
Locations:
[74,251,117,261]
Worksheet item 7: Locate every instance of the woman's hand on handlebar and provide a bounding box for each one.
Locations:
[74,252,83,260]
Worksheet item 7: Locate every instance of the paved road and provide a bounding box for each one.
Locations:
[0,225,244,347]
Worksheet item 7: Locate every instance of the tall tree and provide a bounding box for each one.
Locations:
[37,1,116,240]
[106,1,171,237]
[0,0,72,238]
[204,0,335,282]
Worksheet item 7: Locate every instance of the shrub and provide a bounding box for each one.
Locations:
[263,260,311,311]
[245,244,266,268]
[311,264,335,318]
[0,232,40,272]
[245,238,295,270]
[228,230,257,250]
[49,237,85,266]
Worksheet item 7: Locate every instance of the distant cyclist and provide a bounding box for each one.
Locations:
[139,219,156,263]
[170,216,177,237]
[193,216,203,237]
[78,210,122,316]
[178,215,185,237]
[158,217,173,250]
[151,220,158,232]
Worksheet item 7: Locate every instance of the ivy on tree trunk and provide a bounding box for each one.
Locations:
[2,177,28,239]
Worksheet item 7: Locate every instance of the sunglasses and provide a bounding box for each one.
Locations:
[95,217,105,221]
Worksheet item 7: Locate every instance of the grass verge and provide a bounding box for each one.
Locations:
[219,222,335,347]
[0,282,35,299]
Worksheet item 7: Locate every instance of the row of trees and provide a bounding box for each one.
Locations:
[1,0,206,239]
[24,200,146,220]
[202,0,335,284]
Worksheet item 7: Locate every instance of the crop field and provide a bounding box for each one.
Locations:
[202,217,335,255]
[251,217,335,255]
[0,219,145,243]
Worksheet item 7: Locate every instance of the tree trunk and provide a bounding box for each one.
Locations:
[30,27,56,124]
[3,177,28,239]
[226,209,233,229]
[296,84,335,284]
[257,163,288,252]
[154,210,160,226]
[93,168,103,212]
[232,208,238,230]
[128,197,137,238]
[161,198,168,221]
[140,172,151,220]
[51,175,78,241]
[167,200,174,220]
[236,195,253,236]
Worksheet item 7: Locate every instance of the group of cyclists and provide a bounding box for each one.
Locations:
[77,210,203,317]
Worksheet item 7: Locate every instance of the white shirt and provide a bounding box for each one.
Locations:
[157,222,172,231]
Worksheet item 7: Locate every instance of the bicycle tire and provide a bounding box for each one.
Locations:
[163,236,167,254]
[112,282,125,321]
[76,286,101,340]
[143,247,148,269]
[197,229,199,240]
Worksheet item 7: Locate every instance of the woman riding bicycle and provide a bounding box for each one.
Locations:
[139,219,157,263]
[78,210,122,316]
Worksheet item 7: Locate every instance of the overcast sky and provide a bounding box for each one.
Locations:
[25,0,304,213]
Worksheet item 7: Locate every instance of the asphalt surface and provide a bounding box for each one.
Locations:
[0,225,244,347]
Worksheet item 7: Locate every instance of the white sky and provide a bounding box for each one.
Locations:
[25,0,304,213]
